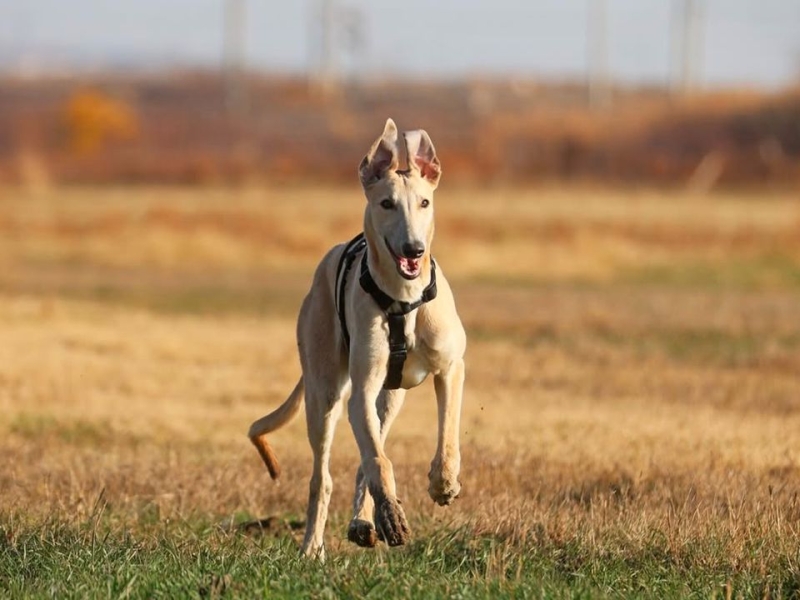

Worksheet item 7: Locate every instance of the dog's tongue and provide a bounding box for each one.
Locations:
[399,257,421,275]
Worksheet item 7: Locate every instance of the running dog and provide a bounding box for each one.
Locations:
[248,118,466,559]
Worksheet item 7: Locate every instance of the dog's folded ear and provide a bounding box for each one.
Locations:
[359,118,400,187]
[403,129,441,188]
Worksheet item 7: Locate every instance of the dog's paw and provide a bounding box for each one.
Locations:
[428,465,462,506]
[300,541,326,561]
[373,496,410,547]
[347,519,378,548]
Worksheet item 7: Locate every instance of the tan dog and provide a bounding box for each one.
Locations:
[248,118,465,559]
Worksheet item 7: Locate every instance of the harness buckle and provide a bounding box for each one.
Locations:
[389,345,407,358]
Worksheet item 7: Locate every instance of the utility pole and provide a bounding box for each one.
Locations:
[317,0,337,95]
[670,0,681,94]
[309,0,364,94]
[672,0,704,95]
[682,0,695,93]
[690,0,705,92]
[587,0,610,109]
[223,0,247,116]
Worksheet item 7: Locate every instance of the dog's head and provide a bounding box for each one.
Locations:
[359,118,441,281]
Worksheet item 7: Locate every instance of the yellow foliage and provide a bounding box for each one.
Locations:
[64,89,139,154]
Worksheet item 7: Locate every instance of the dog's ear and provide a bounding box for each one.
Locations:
[359,118,400,187]
[403,129,441,188]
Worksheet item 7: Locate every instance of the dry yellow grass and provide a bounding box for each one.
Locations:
[1,185,799,589]
[1,185,798,282]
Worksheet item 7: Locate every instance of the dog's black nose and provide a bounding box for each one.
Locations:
[401,242,425,259]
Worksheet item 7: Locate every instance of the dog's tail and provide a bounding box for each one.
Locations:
[248,378,305,480]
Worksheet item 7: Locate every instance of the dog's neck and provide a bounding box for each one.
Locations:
[365,235,433,305]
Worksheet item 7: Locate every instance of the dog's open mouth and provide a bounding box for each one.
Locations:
[385,238,422,280]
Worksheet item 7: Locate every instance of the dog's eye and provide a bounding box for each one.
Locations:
[420,199,430,208]
[380,199,394,209]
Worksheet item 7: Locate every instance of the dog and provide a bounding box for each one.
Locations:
[248,118,466,559]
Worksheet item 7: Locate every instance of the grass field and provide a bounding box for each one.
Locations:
[1,184,799,598]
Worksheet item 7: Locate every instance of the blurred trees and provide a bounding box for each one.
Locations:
[63,89,139,155]
[0,75,796,187]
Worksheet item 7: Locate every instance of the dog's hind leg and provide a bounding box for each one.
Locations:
[300,375,349,560]
[347,388,405,547]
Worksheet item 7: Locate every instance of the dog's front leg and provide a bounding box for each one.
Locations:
[429,357,464,506]
[348,376,410,546]
[348,388,406,547]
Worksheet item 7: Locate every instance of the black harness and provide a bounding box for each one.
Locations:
[335,233,437,390]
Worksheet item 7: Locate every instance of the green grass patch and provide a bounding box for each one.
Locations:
[8,414,142,448]
[0,262,310,317]
[468,324,800,369]
[90,285,302,316]
[61,284,302,317]
[466,254,800,292]
[625,254,800,290]
[1,514,798,599]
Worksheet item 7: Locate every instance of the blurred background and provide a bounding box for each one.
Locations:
[3,5,800,578]
[1,0,799,188]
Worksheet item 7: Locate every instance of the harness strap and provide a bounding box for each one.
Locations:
[358,254,437,314]
[335,233,367,350]
[334,231,437,390]
[359,253,437,390]
[385,314,408,390]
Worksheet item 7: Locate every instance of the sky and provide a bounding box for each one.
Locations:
[1,0,798,88]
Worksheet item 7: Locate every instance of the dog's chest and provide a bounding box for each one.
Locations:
[399,348,429,388]
[397,312,433,389]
